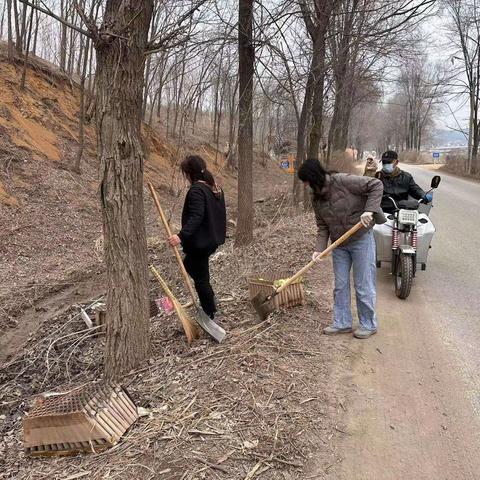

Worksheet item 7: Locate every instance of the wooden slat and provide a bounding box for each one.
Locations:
[116,389,138,419]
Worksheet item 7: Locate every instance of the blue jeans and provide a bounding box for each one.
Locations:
[332,230,377,331]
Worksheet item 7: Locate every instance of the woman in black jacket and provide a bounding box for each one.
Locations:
[169,155,227,320]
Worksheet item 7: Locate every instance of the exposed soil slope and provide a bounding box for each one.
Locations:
[0,53,285,340]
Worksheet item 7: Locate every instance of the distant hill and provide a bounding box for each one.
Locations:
[432,128,468,147]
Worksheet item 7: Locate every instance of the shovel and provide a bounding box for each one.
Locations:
[251,222,364,321]
[148,182,227,343]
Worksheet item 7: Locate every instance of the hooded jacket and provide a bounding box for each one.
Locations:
[179,182,227,253]
[312,173,386,252]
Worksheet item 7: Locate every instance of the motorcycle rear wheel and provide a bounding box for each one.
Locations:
[395,254,414,299]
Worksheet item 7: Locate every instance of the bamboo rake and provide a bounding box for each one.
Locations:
[273,221,364,296]
[149,265,199,344]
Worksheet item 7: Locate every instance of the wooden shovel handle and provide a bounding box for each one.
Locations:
[147,182,198,305]
[273,222,364,296]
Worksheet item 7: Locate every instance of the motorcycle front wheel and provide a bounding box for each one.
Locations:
[395,253,414,299]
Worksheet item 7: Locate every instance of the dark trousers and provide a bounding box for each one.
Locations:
[183,248,217,318]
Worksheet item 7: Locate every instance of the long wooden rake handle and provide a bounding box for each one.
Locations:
[147,182,198,305]
[273,221,364,296]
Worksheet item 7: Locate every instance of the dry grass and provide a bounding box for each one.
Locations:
[0,196,351,480]
[328,151,357,174]
[399,150,433,165]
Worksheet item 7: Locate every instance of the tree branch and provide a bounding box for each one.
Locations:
[18,0,92,38]
[72,0,98,38]
[146,0,210,55]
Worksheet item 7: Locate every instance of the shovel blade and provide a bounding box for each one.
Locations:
[195,307,226,343]
[251,292,275,322]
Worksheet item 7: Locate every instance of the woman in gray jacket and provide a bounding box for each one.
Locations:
[298,159,385,339]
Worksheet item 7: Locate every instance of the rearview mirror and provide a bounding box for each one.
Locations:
[431,175,441,189]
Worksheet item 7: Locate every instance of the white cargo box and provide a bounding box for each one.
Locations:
[373,213,435,265]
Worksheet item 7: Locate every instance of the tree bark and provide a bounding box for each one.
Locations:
[236,0,254,246]
[13,0,21,53]
[142,54,152,120]
[32,7,39,56]
[226,77,238,170]
[6,0,14,59]
[15,0,27,54]
[59,0,67,71]
[74,37,90,173]
[67,12,76,74]
[95,0,153,379]
[294,68,314,204]
[307,31,328,160]
[20,2,34,90]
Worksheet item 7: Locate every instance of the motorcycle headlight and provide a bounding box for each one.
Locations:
[398,209,419,226]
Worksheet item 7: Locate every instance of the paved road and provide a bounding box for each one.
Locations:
[332,165,480,479]
[408,165,480,401]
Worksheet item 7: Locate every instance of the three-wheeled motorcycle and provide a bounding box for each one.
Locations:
[373,175,441,299]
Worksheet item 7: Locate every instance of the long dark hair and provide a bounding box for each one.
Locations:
[297,159,329,195]
[180,155,216,188]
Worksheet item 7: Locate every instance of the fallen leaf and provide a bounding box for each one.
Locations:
[243,439,259,449]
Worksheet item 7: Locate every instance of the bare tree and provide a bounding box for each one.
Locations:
[73,37,90,173]
[445,0,480,174]
[236,0,254,245]
[398,59,445,151]
[6,0,14,58]
[18,0,208,378]
[20,1,34,89]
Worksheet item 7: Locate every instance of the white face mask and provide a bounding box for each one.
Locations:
[382,163,394,174]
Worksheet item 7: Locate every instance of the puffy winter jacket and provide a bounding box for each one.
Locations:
[376,169,425,212]
[313,173,386,252]
[179,182,226,253]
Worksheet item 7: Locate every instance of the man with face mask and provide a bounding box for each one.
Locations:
[376,150,432,213]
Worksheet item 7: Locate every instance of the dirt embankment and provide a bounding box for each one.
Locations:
[0,54,286,336]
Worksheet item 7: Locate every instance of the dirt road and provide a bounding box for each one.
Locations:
[331,166,480,479]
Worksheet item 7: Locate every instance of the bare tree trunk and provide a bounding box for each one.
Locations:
[307,32,328,159]
[32,6,39,56]
[236,0,254,246]
[96,0,153,379]
[192,87,202,134]
[13,0,26,54]
[156,85,163,118]
[173,47,187,138]
[13,0,21,53]
[148,91,157,126]
[213,76,220,142]
[76,35,84,76]
[142,54,152,120]
[0,2,5,38]
[85,67,96,122]
[226,78,239,170]
[214,72,226,164]
[67,13,76,75]
[6,0,14,59]
[87,46,95,90]
[294,68,314,204]
[472,100,479,174]
[166,95,171,138]
[74,37,90,173]
[59,0,67,71]
[20,2,34,90]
